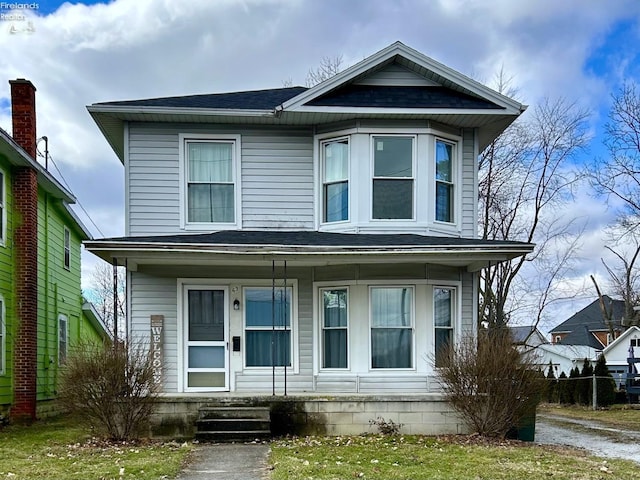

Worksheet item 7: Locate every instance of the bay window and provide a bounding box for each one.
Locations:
[321,288,348,369]
[370,286,413,369]
[245,287,292,367]
[372,136,414,219]
[322,138,349,223]
[186,140,236,224]
[434,287,455,367]
[435,139,455,223]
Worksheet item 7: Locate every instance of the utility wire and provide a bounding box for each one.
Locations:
[36,146,106,238]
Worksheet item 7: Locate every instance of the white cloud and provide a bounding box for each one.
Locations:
[0,0,639,298]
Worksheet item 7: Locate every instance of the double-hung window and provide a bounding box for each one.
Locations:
[370,286,413,369]
[63,227,70,270]
[322,138,349,223]
[435,139,455,223]
[321,288,348,369]
[372,136,414,219]
[58,314,68,365]
[186,139,236,224]
[245,287,292,367]
[434,287,455,367]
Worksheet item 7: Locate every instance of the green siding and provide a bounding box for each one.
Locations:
[36,190,86,401]
[0,158,14,411]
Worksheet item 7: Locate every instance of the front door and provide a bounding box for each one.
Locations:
[184,286,229,392]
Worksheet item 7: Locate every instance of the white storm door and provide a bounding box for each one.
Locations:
[184,286,229,392]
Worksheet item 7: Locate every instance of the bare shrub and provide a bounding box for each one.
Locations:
[58,340,158,440]
[436,329,546,438]
[368,417,403,435]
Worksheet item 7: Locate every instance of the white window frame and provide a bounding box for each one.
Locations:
[63,226,71,270]
[370,135,416,221]
[179,133,241,231]
[433,286,457,368]
[243,283,298,372]
[0,295,5,375]
[368,285,415,370]
[433,137,459,226]
[58,314,68,365]
[319,286,350,371]
[320,137,350,225]
[0,169,5,246]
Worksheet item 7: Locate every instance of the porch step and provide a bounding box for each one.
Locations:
[195,406,271,443]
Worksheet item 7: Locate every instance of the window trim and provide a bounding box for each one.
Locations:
[179,133,242,231]
[368,285,415,371]
[63,226,71,270]
[58,314,68,365]
[0,295,5,375]
[242,283,299,372]
[370,135,416,221]
[319,286,350,371]
[433,286,457,368]
[320,136,350,225]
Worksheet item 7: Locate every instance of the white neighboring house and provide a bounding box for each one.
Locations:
[532,344,600,378]
[84,42,533,437]
[602,326,640,388]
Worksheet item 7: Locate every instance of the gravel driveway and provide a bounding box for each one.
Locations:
[535,414,640,464]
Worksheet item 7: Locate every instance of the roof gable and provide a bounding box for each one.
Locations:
[602,325,640,361]
[281,42,524,114]
[550,296,625,334]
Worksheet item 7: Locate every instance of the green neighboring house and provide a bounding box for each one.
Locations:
[0,79,110,422]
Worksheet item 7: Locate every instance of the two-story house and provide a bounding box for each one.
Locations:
[0,79,110,423]
[85,42,533,437]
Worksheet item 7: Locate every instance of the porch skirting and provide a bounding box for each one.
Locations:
[149,394,469,439]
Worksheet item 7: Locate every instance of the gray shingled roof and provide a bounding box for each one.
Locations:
[93,85,502,111]
[307,85,503,109]
[95,230,532,248]
[94,87,307,110]
[550,296,625,334]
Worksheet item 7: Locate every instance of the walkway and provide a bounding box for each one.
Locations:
[176,443,270,480]
[536,414,640,464]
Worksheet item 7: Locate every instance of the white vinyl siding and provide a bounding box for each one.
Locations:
[127,124,314,235]
[460,128,477,238]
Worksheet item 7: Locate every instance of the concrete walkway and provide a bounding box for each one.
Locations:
[176,443,271,480]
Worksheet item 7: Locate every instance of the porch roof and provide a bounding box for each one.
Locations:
[85,230,534,272]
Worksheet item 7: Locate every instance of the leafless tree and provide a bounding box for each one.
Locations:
[587,82,640,329]
[479,94,590,329]
[305,55,343,87]
[86,261,126,338]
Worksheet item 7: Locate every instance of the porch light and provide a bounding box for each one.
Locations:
[233,299,240,311]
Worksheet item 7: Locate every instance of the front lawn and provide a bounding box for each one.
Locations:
[270,434,639,480]
[0,416,192,480]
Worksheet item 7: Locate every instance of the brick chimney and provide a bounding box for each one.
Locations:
[9,79,38,423]
[9,79,37,158]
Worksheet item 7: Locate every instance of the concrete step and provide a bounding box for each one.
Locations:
[198,406,270,420]
[195,430,271,443]
[196,418,271,432]
[195,405,271,443]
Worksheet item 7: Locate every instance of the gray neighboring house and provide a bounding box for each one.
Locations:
[550,296,625,350]
[85,42,533,437]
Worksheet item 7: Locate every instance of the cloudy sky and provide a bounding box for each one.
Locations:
[0,0,639,330]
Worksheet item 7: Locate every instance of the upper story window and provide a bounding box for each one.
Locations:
[372,136,414,220]
[0,170,5,245]
[181,134,240,228]
[322,138,349,223]
[435,139,456,223]
[63,227,71,270]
